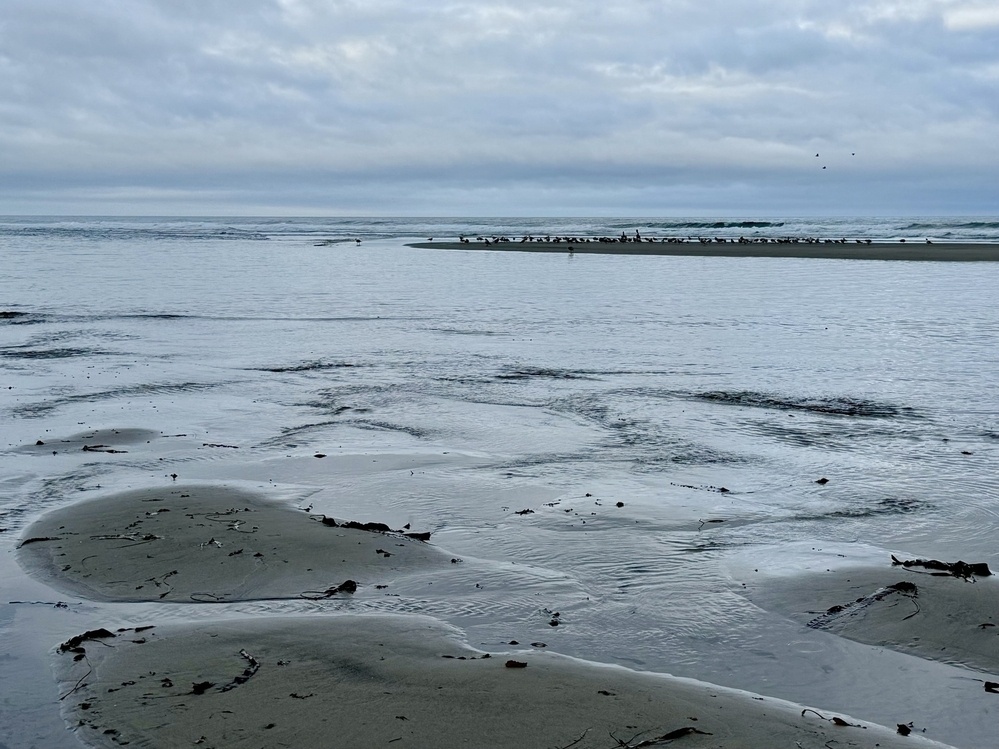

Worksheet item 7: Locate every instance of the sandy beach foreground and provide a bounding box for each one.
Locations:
[17,486,970,748]
[55,614,950,749]
[408,241,999,262]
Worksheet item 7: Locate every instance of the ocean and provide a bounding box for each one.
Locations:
[2,216,999,747]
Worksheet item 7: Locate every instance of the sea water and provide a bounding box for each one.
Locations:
[2,216,999,748]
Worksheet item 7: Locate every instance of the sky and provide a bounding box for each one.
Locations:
[1,0,998,216]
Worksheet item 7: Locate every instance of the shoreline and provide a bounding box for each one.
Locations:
[54,613,954,749]
[407,240,999,261]
[17,483,971,748]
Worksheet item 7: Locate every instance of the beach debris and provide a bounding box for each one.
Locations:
[340,520,392,533]
[985,681,999,694]
[315,514,431,540]
[9,599,77,609]
[82,444,128,453]
[301,579,358,599]
[808,582,919,628]
[891,555,991,579]
[815,477,829,485]
[554,728,592,749]
[515,509,535,515]
[610,726,713,747]
[504,660,528,668]
[669,482,730,494]
[17,535,62,547]
[203,443,239,449]
[92,532,161,545]
[60,628,117,653]
[542,608,563,627]
[897,723,912,735]
[191,681,215,695]
[801,709,863,728]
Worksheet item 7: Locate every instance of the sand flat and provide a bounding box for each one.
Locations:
[745,565,999,675]
[16,485,453,603]
[55,614,952,749]
[408,241,999,261]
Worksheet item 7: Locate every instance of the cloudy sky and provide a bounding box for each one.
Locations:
[2,0,998,216]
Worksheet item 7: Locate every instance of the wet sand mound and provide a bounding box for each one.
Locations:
[747,565,999,675]
[55,614,950,749]
[16,485,451,603]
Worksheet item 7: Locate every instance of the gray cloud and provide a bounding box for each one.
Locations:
[1,0,996,214]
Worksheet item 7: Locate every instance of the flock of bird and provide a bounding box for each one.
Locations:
[437,232,896,246]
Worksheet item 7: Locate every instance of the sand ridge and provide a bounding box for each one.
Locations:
[54,614,953,749]
[16,484,453,603]
[15,484,976,747]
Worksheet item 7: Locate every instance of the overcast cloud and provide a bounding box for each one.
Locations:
[1,0,997,215]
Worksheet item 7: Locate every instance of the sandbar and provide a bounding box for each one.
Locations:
[745,563,999,675]
[55,614,951,749]
[16,485,453,603]
[408,241,999,262]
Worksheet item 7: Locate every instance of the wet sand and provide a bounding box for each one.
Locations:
[15,482,972,747]
[54,613,951,749]
[746,564,999,675]
[408,241,999,262]
[16,484,453,603]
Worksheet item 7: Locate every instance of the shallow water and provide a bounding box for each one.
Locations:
[2,218,999,747]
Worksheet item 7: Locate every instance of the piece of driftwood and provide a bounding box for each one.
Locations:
[891,555,991,579]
